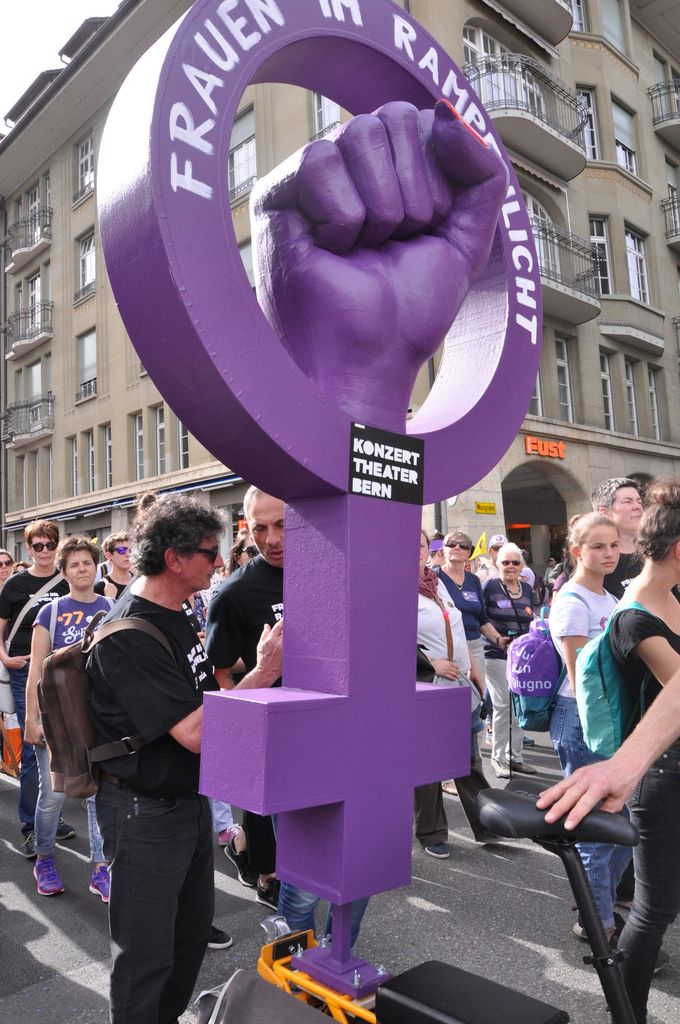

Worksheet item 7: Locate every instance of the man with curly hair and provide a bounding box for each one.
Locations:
[87,493,280,1024]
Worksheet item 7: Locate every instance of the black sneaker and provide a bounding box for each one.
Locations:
[21,831,37,859]
[224,837,257,887]
[56,817,76,841]
[207,926,233,950]
[256,877,280,911]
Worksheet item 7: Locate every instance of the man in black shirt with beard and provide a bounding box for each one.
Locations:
[205,486,284,909]
[592,477,644,599]
[88,494,274,1024]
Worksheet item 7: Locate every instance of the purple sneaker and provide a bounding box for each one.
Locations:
[89,864,110,903]
[34,856,65,896]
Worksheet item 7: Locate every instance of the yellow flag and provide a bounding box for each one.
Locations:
[471,531,487,560]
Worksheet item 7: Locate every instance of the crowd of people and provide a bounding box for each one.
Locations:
[0,474,678,1023]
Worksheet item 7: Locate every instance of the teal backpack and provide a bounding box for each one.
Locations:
[575,600,653,758]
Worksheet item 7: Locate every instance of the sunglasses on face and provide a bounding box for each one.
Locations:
[0,559,12,568]
[244,545,258,557]
[114,546,129,555]
[501,560,521,567]
[30,541,57,553]
[445,540,471,550]
[192,546,220,564]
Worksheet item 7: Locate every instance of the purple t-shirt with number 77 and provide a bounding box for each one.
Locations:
[34,595,113,650]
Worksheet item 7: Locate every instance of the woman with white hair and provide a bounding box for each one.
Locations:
[481,542,537,778]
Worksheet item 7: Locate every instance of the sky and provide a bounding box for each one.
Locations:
[0,1,121,129]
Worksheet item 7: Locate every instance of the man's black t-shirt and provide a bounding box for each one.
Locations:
[604,552,642,600]
[205,555,283,681]
[87,589,217,797]
[94,577,131,600]
[609,596,680,734]
[0,571,69,655]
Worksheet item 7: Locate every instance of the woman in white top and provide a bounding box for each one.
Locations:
[416,532,496,855]
[549,512,630,943]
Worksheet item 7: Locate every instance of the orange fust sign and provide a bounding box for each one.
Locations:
[524,435,566,459]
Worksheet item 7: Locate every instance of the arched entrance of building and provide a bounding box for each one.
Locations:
[501,461,588,574]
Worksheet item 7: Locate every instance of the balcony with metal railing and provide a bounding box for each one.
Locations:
[497,0,573,46]
[531,221,601,323]
[76,377,97,402]
[464,54,587,180]
[74,279,96,304]
[3,301,54,359]
[661,194,680,250]
[311,121,341,141]
[648,81,680,150]
[229,176,257,203]
[5,208,53,274]
[2,392,55,447]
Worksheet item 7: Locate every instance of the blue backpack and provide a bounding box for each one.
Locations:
[507,610,565,731]
[575,600,653,758]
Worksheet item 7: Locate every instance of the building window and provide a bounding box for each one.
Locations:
[31,450,40,507]
[229,109,256,201]
[589,217,611,295]
[27,184,40,243]
[313,93,341,138]
[577,89,598,159]
[85,430,95,492]
[625,228,649,304]
[77,232,96,300]
[602,0,626,53]
[528,372,543,416]
[76,134,95,200]
[624,360,639,435]
[69,437,79,497]
[46,444,53,502]
[103,424,113,489]
[77,329,97,401]
[16,455,26,511]
[612,101,636,175]
[600,351,615,431]
[155,406,166,475]
[26,360,42,400]
[133,413,144,481]
[571,0,587,32]
[523,191,559,279]
[555,337,574,423]
[239,240,255,287]
[648,368,661,440]
[27,272,41,335]
[178,420,189,470]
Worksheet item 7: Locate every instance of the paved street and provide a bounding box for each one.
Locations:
[1,736,678,1024]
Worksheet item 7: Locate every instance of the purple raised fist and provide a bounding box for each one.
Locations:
[252,99,509,431]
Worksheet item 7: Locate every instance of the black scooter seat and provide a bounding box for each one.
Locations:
[477,779,638,847]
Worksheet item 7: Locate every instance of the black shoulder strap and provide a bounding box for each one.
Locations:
[85,616,177,765]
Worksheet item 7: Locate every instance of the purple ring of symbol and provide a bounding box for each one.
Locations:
[97,0,541,502]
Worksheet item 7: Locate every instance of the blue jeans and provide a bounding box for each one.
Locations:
[209,798,234,834]
[96,781,213,1024]
[34,742,104,862]
[9,665,38,836]
[619,746,680,1022]
[277,882,369,948]
[549,696,632,929]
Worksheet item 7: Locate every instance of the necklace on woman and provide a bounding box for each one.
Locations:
[501,580,522,600]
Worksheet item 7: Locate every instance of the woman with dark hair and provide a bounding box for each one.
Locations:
[0,520,70,857]
[0,549,14,591]
[590,478,680,1020]
[24,537,114,899]
[227,531,257,576]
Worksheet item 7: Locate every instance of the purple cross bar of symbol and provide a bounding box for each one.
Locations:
[201,497,470,993]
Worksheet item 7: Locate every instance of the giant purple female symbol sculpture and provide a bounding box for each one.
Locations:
[97,0,541,996]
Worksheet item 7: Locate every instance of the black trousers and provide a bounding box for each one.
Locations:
[96,781,214,1024]
[243,809,277,874]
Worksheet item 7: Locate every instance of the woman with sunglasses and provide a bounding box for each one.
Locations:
[481,542,537,778]
[227,530,258,576]
[95,532,134,601]
[0,549,14,590]
[0,520,70,858]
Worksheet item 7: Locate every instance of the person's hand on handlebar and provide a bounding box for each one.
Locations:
[535,756,639,830]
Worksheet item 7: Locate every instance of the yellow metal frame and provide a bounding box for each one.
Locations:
[257,930,378,1024]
